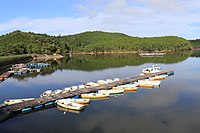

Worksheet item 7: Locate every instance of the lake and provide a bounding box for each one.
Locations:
[0,51,200,133]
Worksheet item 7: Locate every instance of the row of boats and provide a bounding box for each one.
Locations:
[10,63,50,75]
[3,65,170,112]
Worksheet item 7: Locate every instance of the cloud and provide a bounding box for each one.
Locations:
[0,0,200,39]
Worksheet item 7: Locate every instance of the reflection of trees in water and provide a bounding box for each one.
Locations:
[191,50,200,57]
[13,51,192,80]
[61,52,191,71]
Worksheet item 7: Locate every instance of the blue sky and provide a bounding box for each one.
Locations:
[0,0,200,39]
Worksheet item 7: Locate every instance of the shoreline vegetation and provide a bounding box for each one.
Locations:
[0,54,63,74]
[0,54,32,74]
[0,30,198,56]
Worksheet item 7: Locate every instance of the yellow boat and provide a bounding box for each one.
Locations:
[4,98,35,105]
[113,87,137,92]
[81,93,109,99]
[135,82,154,88]
[149,75,166,80]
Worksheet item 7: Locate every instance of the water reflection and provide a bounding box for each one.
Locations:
[0,51,200,133]
[12,51,192,81]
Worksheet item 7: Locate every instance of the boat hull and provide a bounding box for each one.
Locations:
[81,93,109,99]
[57,101,84,111]
[98,89,124,95]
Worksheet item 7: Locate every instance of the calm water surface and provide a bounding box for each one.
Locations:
[0,51,200,133]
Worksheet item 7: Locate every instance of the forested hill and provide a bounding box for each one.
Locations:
[190,39,200,48]
[0,30,193,56]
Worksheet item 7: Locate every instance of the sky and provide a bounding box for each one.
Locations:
[0,0,200,39]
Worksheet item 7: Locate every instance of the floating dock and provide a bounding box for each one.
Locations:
[0,70,174,123]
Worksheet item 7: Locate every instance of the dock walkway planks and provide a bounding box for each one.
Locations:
[0,70,174,122]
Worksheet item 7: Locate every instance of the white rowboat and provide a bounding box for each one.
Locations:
[58,98,90,104]
[81,93,109,99]
[4,98,35,105]
[98,89,124,95]
[57,100,84,111]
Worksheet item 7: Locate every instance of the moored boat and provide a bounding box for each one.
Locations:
[106,79,114,83]
[113,78,120,82]
[98,89,124,95]
[62,86,78,92]
[84,82,99,88]
[78,84,85,89]
[51,89,63,95]
[114,84,138,91]
[58,98,90,104]
[113,86,137,92]
[142,64,161,74]
[134,82,154,88]
[40,90,52,98]
[4,98,35,105]
[56,100,84,111]
[149,75,166,80]
[138,79,161,86]
[81,93,109,99]
[97,80,108,84]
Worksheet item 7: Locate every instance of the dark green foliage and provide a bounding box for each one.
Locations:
[0,30,193,56]
[0,54,32,68]
[190,39,200,48]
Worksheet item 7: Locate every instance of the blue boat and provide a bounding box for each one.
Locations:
[22,107,32,112]
[34,104,43,109]
[167,71,174,76]
[44,102,54,106]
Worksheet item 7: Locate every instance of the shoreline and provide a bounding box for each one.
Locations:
[66,50,175,55]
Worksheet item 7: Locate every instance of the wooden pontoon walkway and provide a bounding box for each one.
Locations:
[0,70,174,122]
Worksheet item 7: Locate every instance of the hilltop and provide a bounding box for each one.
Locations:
[0,30,193,56]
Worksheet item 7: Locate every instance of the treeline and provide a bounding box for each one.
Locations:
[0,54,32,68]
[0,30,193,56]
[190,39,200,48]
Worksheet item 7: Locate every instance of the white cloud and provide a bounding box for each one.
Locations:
[0,0,200,39]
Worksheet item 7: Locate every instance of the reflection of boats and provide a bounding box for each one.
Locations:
[26,63,50,68]
[58,98,90,104]
[4,98,35,105]
[149,75,166,80]
[98,89,124,95]
[138,79,161,86]
[81,93,109,99]
[139,52,166,57]
[142,64,161,74]
[57,100,84,111]
[57,106,83,114]
[40,90,52,98]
